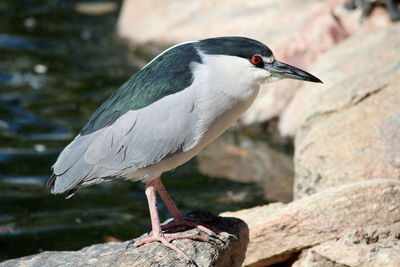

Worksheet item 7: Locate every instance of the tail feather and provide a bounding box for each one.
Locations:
[47,173,80,198]
[47,173,57,188]
[65,188,78,199]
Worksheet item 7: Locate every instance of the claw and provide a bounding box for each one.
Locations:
[125,238,137,249]
[209,232,218,239]
[131,232,209,264]
[226,233,238,240]
[161,213,236,242]
[188,258,199,267]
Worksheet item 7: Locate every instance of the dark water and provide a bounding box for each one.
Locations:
[0,0,267,261]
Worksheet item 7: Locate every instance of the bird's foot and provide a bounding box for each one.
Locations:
[161,210,237,241]
[128,232,209,264]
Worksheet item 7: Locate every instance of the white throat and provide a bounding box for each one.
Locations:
[193,51,267,100]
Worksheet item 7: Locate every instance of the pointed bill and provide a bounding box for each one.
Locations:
[264,60,323,83]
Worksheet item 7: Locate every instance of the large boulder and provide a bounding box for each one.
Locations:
[0,216,248,267]
[196,132,294,203]
[293,222,400,267]
[292,23,400,198]
[222,179,400,267]
[117,0,323,47]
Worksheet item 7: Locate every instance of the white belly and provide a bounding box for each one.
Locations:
[129,87,260,182]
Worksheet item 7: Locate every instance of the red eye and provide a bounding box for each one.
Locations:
[250,55,262,65]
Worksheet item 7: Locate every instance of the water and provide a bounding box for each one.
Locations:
[0,0,269,261]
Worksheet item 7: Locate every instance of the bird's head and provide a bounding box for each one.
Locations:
[195,37,322,86]
[129,37,322,104]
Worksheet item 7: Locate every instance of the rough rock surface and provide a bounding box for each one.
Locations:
[293,222,400,267]
[117,0,323,47]
[280,7,399,138]
[197,132,294,203]
[293,23,400,198]
[221,179,400,267]
[1,216,248,267]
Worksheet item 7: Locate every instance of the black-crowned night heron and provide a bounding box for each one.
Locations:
[47,37,322,261]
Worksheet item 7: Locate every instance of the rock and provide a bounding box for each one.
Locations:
[278,0,397,137]
[196,132,294,203]
[293,23,400,198]
[117,0,323,47]
[278,86,308,137]
[293,222,400,267]
[240,80,302,126]
[221,179,400,267]
[221,202,286,230]
[293,249,347,267]
[0,216,248,267]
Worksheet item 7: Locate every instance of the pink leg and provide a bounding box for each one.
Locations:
[152,177,182,219]
[131,176,235,262]
[142,179,162,237]
[133,179,193,261]
[153,177,233,239]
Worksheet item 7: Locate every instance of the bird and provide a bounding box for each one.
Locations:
[47,36,322,261]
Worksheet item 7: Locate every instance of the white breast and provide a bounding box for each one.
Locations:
[130,53,262,182]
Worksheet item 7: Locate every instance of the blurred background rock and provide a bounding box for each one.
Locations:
[1,0,399,266]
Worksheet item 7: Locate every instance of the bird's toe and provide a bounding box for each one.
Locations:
[129,233,201,264]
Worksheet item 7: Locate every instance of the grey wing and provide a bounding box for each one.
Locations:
[50,90,199,194]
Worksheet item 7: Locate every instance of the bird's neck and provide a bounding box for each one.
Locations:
[189,81,260,149]
[186,52,262,148]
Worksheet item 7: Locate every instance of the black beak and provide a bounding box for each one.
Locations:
[264,60,323,83]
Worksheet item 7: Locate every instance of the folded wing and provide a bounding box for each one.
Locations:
[48,90,199,195]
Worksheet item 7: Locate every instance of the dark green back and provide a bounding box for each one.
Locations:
[80,43,202,135]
